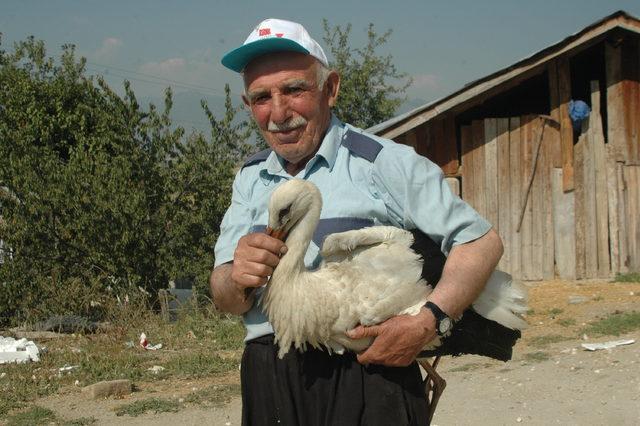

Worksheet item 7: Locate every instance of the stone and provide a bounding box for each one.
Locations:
[82,379,132,399]
[568,295,589,304]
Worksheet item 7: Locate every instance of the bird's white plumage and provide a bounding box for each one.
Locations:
[262,179,527,358]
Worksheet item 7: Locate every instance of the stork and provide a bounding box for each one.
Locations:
[260,179,528,420]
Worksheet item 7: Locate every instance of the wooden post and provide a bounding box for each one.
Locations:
[541,116,555,279]
[606,145,621,274]
[606,40,626,162]
[590,80,611,277]
[497,118,511,273]
[521,115,534,280]
[583,116,598,278]
[552,168,576,279]
[617,162,630,273]
[574,122,587,279]
[484,118,499,228]
[472,120,486,217]
[558,58,574,192]
[531,117,544,280]
[509,118,522,280]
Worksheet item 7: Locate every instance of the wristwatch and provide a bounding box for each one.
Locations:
[424,301,454,336]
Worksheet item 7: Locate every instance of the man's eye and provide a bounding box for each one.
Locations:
[285,86,304,95]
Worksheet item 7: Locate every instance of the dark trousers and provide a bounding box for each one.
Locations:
[241,334,429,426]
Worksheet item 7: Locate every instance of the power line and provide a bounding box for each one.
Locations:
[85,66,226,98]
[85,61,243,97]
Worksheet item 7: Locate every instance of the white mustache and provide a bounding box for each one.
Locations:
[267,116,308,132]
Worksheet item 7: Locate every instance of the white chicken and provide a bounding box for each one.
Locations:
[261,179,528,359]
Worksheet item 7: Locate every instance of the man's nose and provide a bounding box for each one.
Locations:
[270,93,291,124]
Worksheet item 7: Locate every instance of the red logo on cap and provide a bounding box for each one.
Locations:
[275,33,284,37]
[259,28,271,36]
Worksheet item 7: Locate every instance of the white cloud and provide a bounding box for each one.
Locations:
[410,73,439,90]
[94,37,122,60]
[139,57,187,76]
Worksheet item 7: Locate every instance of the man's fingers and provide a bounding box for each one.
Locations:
[347,324,381,339]
[245,233,287,255]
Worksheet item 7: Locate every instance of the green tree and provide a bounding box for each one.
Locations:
[0,36,250,325]
[322,20,412,129]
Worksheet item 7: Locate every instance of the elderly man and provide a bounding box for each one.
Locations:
[211,18,503,426]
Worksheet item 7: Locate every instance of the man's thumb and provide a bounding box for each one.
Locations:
[347,325,380,339]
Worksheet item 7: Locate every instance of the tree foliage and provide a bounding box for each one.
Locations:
[0,36,251,325]
[322,20,411,129]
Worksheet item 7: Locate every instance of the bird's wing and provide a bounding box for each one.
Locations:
[320,226,414,261]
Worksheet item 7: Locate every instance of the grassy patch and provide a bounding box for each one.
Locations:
[528,334,572,347]
[63,417,98,425]
[448,363,481,373]
[114,398,181,417]
[547,308,564,316]
[448,362,493,373]
[582,311,640,336]
[184,383,241,407]
[523,351,550,363]
[558,318,576,327]
[612,272,640,283]
[5,406,57,426]
[163,352,240,378]
[0,306,244,418]
[592,295,604,302]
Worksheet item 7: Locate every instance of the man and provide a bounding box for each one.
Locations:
[211,18,503,425]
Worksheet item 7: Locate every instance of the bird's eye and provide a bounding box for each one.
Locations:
[279,205,291,222]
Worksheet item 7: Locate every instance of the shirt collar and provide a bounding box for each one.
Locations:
[263,114,345,177]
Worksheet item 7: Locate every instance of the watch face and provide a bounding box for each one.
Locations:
[439,317,452,334]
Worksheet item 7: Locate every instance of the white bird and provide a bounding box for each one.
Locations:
[262,179,528,359]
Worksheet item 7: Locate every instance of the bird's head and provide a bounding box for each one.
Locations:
[266,179,321,242]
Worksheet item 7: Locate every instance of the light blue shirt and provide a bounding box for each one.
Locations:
[214,115,492,341]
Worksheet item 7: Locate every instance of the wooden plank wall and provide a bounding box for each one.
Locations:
[460,115,555,280]
[393,39,640,280]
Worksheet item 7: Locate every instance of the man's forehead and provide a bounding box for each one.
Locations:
[244,52,317,78]
[243,55,318,90]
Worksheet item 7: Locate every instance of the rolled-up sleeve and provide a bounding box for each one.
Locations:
[213,171,254,268]
[372,143,492,255]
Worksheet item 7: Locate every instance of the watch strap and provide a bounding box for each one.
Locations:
[424,301,452,336]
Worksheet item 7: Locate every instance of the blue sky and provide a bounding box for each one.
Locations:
[3,1,640,128]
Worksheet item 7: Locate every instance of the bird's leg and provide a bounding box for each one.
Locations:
[418,356,446,424]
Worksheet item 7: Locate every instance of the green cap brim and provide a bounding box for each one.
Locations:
[221,38,310,72]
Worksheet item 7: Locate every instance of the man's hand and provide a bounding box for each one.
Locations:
[210,232,286,315]
[231,232,287,292]
[347,308,437,367]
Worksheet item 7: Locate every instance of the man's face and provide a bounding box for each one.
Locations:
[243,52,339,172]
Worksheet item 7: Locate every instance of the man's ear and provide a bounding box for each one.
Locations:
[326,71,340,107]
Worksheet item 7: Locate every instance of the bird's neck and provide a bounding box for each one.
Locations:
[271,200,321,285]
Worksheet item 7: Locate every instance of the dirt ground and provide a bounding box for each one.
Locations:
[32,280,640,425]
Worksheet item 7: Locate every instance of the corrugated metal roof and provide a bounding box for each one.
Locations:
[368,10,640,137]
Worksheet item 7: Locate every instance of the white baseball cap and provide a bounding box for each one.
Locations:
[221,18,329,73]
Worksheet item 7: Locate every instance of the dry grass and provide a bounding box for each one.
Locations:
[0,303,245,419]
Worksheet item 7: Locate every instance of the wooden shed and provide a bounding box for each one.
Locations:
[370,11,640,280]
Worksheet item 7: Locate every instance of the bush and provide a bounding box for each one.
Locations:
[0,36,252,326]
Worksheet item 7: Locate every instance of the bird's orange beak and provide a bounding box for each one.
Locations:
[266,226,288,241]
